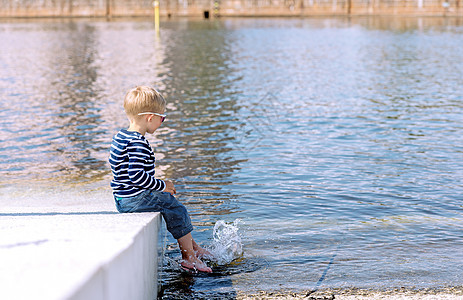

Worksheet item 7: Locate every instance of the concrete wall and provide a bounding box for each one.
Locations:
[217,0,463,16]
[0,209,162,300]
[69,213,161,300]
[0,0,462,17]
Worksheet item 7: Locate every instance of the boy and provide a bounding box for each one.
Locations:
[109,86,212,273]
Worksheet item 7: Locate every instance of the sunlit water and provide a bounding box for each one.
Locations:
[1,17,463,298]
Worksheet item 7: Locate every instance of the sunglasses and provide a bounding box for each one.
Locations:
[138,112,167,122]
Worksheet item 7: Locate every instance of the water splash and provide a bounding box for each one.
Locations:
[206,219,243,265]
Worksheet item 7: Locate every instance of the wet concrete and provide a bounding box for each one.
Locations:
[237,287,463,299]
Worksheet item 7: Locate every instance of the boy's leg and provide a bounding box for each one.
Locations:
[156,192,194,240]
[145,191,212,272]
[178,233,212,273]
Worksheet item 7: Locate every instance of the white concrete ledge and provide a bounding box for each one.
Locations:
[0,208,161,300]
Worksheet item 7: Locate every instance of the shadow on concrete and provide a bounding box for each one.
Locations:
[0,211,119,217]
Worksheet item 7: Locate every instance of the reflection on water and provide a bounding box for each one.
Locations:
[0,21,106,183]
[1,17,463,297]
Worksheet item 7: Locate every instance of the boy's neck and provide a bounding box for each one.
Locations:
[127,122,145,136]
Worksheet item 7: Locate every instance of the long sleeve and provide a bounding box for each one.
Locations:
[127,140,166,191]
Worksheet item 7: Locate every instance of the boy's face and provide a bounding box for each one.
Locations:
[146,110,166,134]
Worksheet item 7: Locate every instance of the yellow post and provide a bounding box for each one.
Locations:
[154,1,160,34]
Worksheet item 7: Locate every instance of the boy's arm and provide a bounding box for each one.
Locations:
[127,141,166,192]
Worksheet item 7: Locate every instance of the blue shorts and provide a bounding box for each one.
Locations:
[115,190,193,240]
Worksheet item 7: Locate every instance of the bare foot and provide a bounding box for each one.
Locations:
[192,241,214,259]
[181,256,212,273]
[195,247,213,260]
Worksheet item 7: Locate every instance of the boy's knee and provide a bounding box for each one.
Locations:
[163,193,184,209]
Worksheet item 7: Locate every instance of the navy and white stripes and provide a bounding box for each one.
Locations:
[109,129,166,197]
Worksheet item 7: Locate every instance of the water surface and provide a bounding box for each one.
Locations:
[1,16,463,298]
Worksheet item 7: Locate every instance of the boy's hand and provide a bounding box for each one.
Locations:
[164,180,176,195]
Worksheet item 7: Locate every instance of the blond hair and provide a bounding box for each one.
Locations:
[123,86,166,117]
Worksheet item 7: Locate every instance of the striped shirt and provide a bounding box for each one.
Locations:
[109,129,166,197]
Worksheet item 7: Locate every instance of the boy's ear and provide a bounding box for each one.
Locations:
[146,114,154,122]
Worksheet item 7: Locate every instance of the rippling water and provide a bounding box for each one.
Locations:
[1,17,463,297]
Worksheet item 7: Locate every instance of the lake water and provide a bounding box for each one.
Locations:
[1,17,463,298]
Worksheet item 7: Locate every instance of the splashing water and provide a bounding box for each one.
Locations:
[206,219,243,265]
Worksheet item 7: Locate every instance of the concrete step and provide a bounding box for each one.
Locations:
[0,208,161,300]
